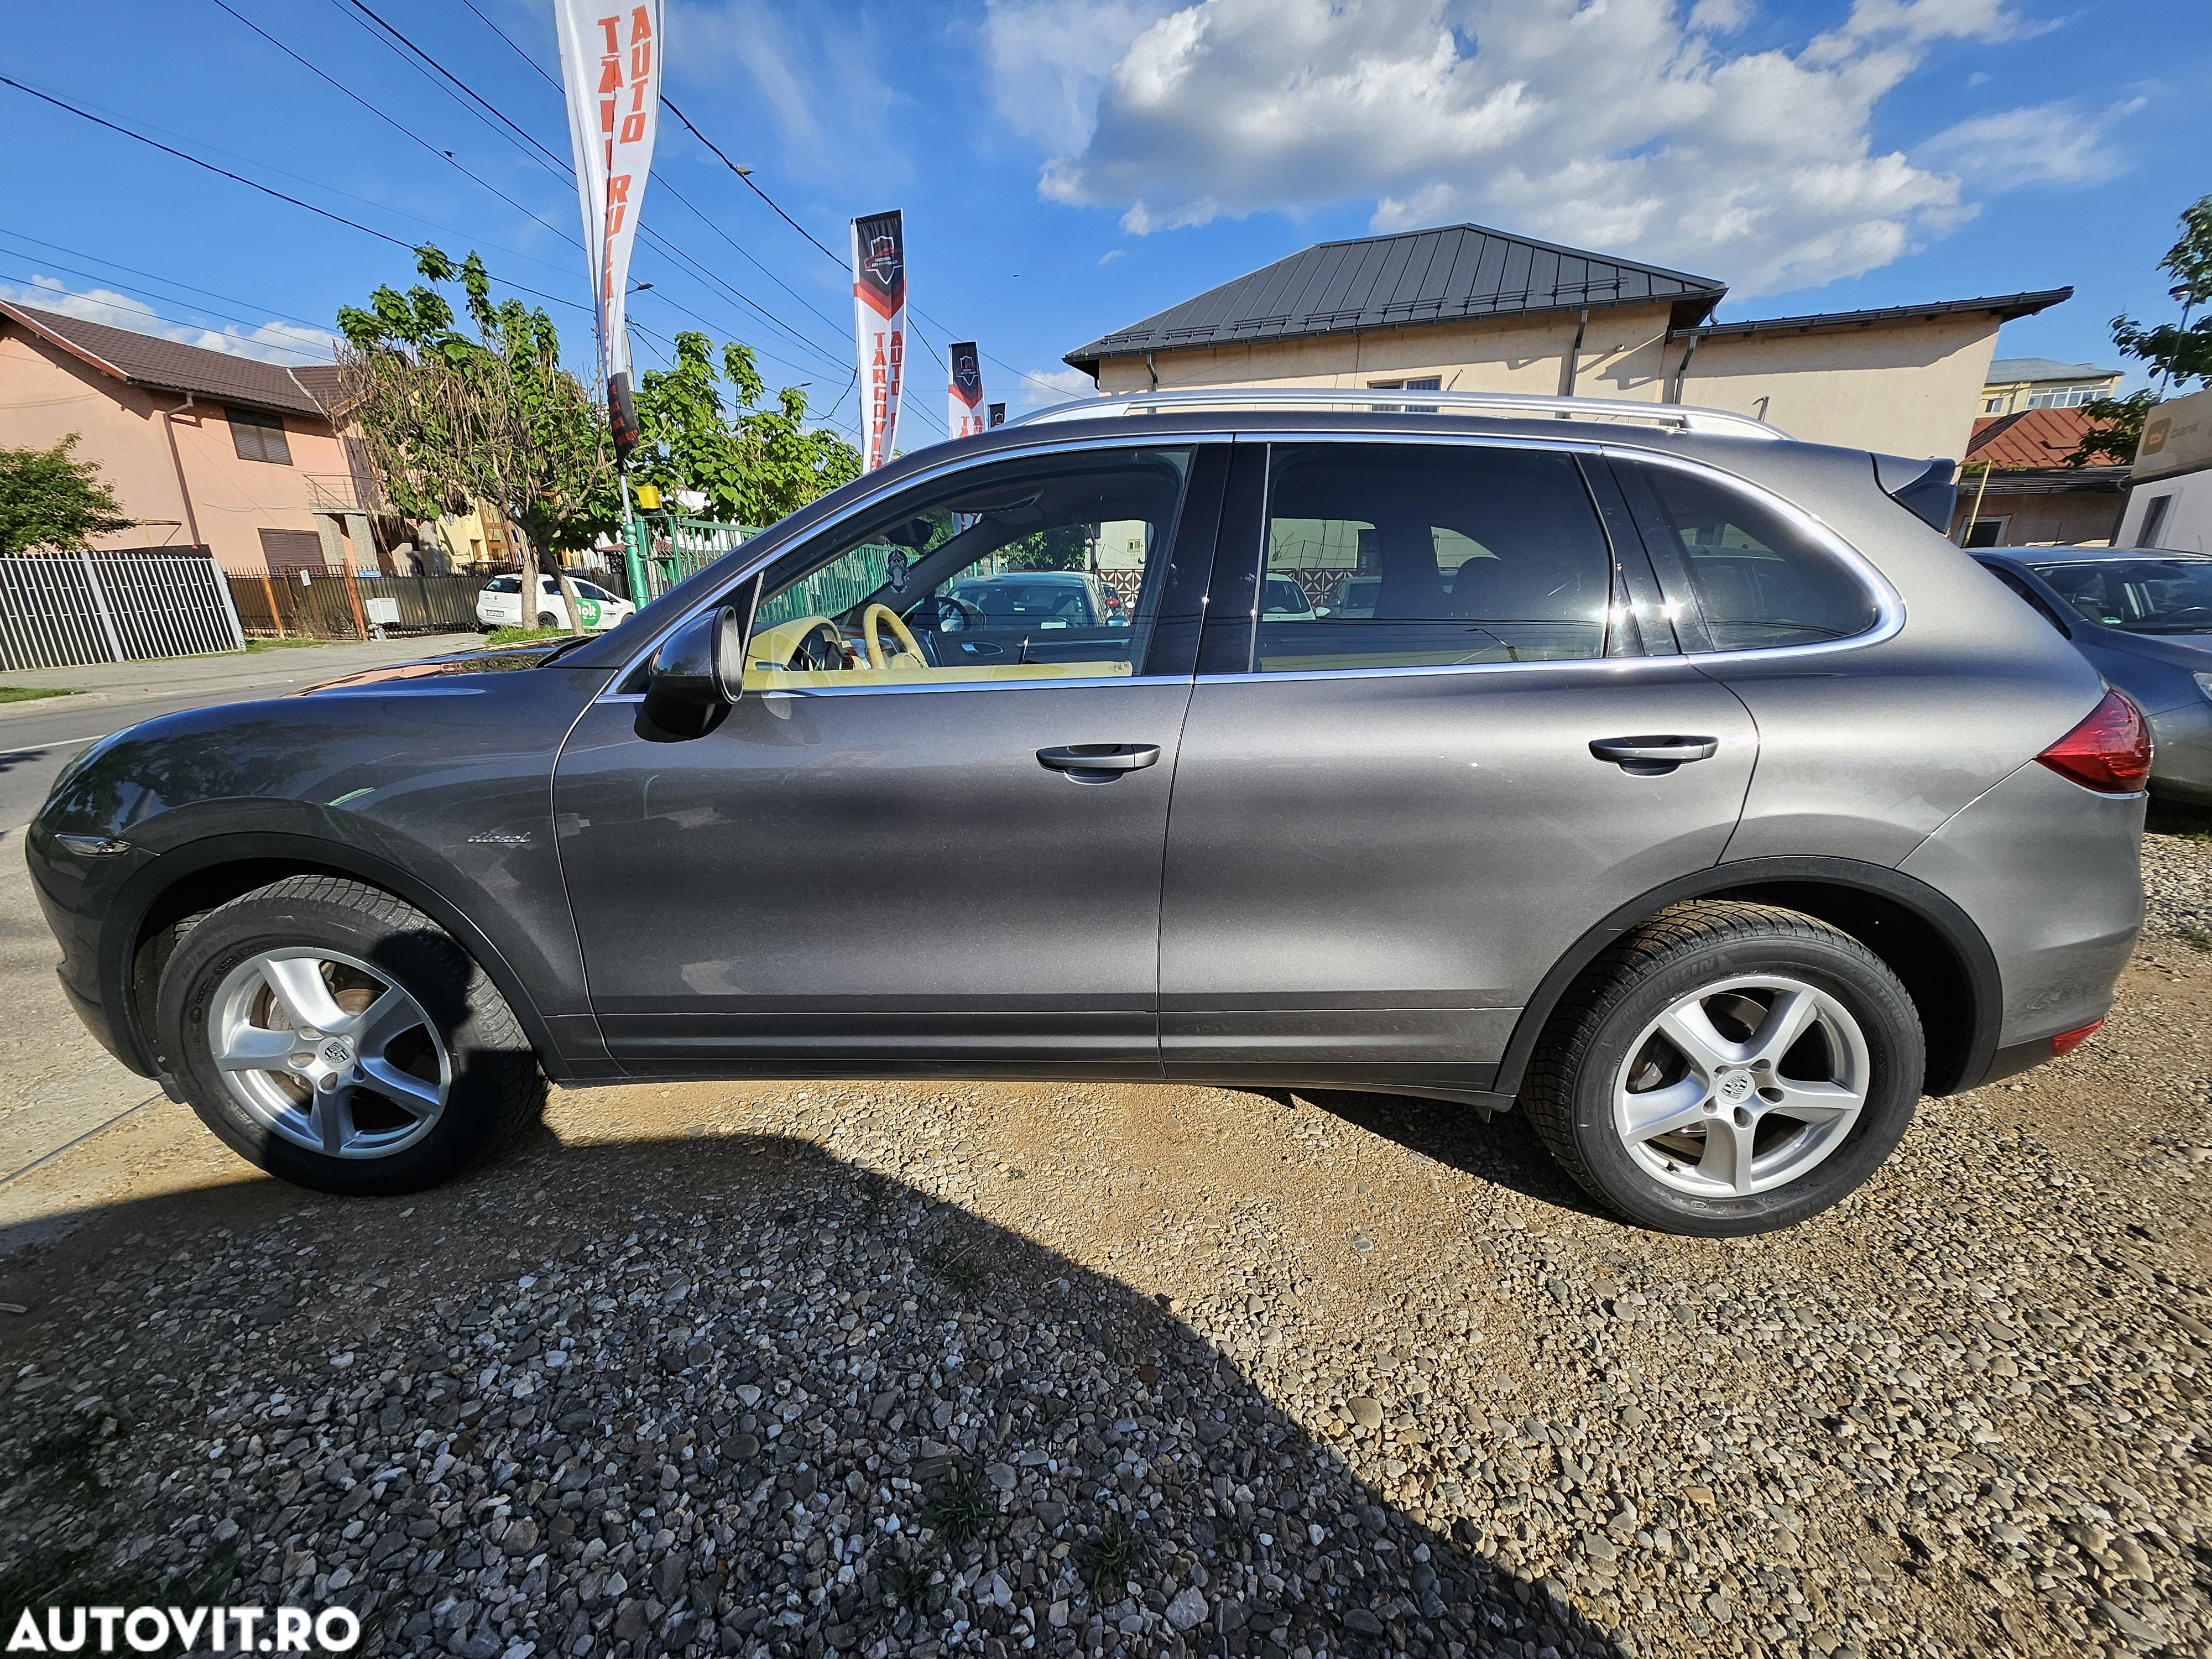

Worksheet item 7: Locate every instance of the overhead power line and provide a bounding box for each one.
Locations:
[209,0,581,252]
[0,268,333,363]
[0,75,599,327]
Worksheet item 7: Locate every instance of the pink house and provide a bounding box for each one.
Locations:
[0,302,385,575]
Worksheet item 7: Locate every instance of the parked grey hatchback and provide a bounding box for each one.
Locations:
[27,390,2149,1235]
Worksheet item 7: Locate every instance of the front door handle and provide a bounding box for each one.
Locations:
[1037,743,1161,782]
[1590,735,1719,775]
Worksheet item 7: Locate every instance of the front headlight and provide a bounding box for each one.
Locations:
[2196,671,2212,703]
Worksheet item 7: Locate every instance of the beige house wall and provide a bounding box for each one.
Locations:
[1095,304,2004,462]
[0,325,355,573]
[1095,304,1681,404]
[1678,315,2000,460]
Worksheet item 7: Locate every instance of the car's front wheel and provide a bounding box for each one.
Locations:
[155,875,545,1196]
[1520,901,1923,1235]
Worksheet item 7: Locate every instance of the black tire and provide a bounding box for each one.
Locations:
[1519,901,1923,1236]
[155,875,545,1196]
[536,612,560,629]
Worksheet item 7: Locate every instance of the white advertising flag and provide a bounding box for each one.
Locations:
[554,0,664,458]
[851,211,907,471]
[948,341,985,439]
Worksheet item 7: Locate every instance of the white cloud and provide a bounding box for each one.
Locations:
[1919,97,2141,191]
[3,276,336,364]
[1018,364,1097,404]
[1098,248,1126,263]
[987,0,2107,296]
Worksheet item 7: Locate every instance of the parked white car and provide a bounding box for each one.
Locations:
[476,573,634,633]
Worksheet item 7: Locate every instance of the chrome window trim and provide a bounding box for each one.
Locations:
[1196,655,1689,689]
[1601,445,1905,664]
[601,425,1905,702]
[596,674,1187,705]
[596,430,1232,702]
[1201,431,1900,676]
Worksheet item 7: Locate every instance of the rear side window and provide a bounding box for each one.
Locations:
[483,576,519,593]
[1633,464,1880,651]
[1232,444,1616,674]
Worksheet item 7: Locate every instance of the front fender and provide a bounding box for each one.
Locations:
[28,668,618,1083]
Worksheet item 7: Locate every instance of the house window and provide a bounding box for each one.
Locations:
[1366,376,1442,413]
[2137,495,2174,548]
[2026,386,2103,409]
[1963,517,2009,549]
[228,406,293,465]
[1983,397,2005,414]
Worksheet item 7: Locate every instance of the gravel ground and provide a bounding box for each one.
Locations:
[2143,828,2212,940]
[4,852,2211,1659]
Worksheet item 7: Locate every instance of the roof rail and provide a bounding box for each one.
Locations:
[1011,386,1788,440]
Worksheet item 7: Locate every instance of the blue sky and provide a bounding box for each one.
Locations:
[8,0,2208,451]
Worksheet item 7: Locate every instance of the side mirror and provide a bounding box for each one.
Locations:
[641,603,744,739]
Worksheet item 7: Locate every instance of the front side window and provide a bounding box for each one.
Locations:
[1635,463,1881,650]
[740,447,1191,690]
[1228,444,1616,674]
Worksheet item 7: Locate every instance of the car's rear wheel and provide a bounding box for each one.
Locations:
[536,611,560,629]
[1519,901,1923,1235]
[155,875,544,1196]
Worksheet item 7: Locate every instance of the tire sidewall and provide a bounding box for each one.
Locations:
[1566,932,1922,1235]
[159,889,517,1196]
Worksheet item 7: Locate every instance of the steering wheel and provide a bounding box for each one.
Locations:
[936,594,983,633]
[2159,606,2212,625]
[862,603,926,670]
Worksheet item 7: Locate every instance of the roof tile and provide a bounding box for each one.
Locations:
[2,302,336,417]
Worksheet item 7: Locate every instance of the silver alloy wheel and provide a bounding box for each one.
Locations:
[208,947,451,1159]
[1611,974,1870,1198]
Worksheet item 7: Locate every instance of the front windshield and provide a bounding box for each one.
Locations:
[2028,557,2212,633]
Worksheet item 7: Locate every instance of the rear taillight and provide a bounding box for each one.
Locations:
[2036,690,2151,794]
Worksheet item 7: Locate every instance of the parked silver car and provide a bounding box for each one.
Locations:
[1973,546,2212,802]
[29,388,2146,1235]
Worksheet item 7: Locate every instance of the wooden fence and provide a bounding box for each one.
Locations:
[227,570,488,640]
[0,550,244,671]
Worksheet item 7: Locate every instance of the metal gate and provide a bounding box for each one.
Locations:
[0,551,244,672]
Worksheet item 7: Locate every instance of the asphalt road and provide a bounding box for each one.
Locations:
[0,634,476,833]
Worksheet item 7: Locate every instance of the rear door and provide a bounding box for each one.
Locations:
[1157,439,1759,1098]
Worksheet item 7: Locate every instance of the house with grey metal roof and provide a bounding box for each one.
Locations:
[1064,222,2073,461]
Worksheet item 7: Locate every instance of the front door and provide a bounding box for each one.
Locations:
[1158,440,1760,1097]
[554,442,1222,1075]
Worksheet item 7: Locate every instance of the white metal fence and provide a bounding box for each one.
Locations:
[0,551,245,672]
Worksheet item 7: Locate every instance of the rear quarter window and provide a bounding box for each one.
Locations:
[1630,462,1881,651]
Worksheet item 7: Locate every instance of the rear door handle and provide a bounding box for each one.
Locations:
[1037,743,1161,781]
[1589,735,1720,772]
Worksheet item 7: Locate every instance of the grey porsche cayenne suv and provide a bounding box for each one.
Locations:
[27,390,2148,1235]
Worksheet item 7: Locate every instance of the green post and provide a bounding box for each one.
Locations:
[619,472,650,604]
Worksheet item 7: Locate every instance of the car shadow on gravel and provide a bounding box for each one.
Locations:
[0,1130,1635,1659]
[1261,1090,1612,1223]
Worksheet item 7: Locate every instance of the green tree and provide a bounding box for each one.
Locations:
[0,432,133,555]
[2119,191,2212,389]
[2062,388,2159,469]
[337,246,618,634]
[632,331,860,524]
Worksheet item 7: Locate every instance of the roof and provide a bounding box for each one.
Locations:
[1964,467,2128,496]
[1966,406,2113,468]
[1670,288,2071,342]
[1987,356,2119,386]
[1065,223,1726,373]
[0,301,343,418]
